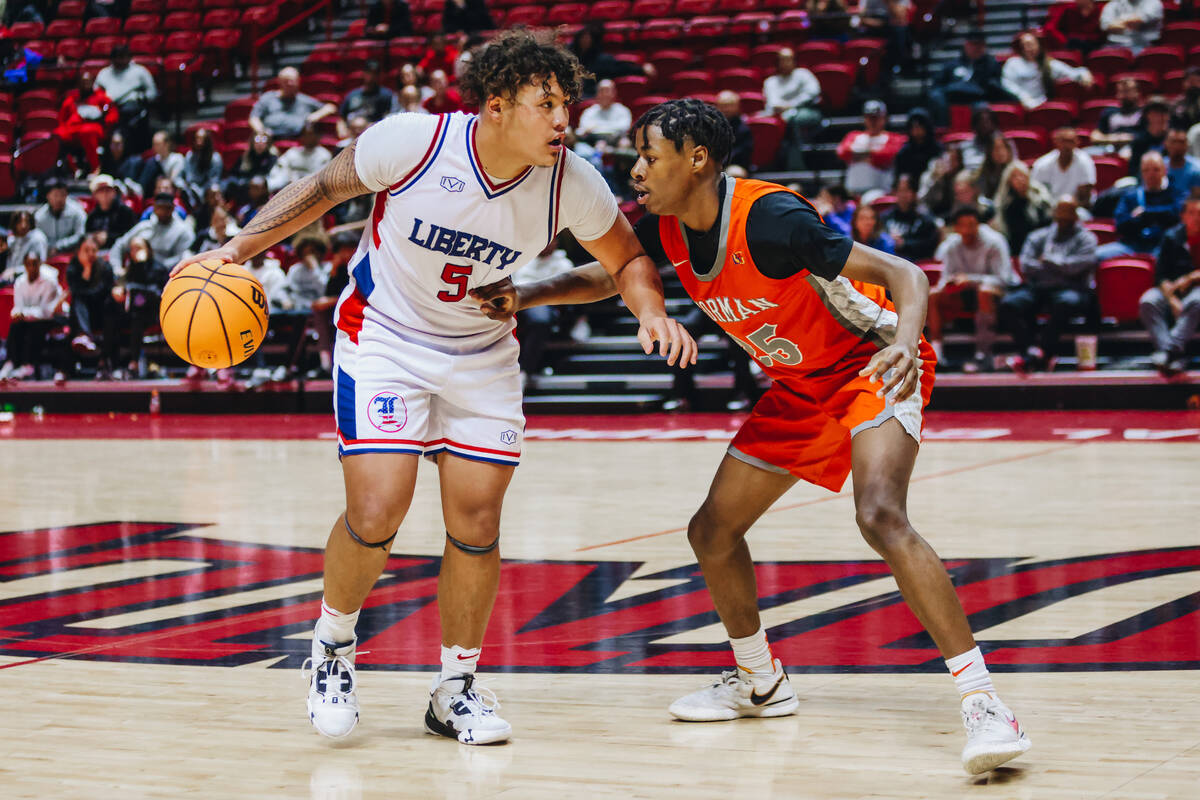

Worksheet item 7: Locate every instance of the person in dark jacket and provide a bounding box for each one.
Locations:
[893,107,942,189]
[928,31,1011,126]
[64,233,115,370]
[881,175,941,261]
[716,91,754,173]
[443,0,493,33]
[1140,197,1200,374]
[365,0,413,38]
[1097,151,1182,260]
[83,174,135,248]
[1000,197,1099,371]
[570,23,652,97]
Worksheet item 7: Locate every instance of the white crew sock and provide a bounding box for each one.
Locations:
[730,627,775,674]
[946,646,995,698]
[315,599,359,644]
[440,644,481,682]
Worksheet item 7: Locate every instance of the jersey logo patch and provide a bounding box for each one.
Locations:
[440,176,465,193]
[368,391,407,433]
[499,430,518,446]
[732,251,745,265]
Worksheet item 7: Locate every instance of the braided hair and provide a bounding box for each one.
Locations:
[633,98,733,170]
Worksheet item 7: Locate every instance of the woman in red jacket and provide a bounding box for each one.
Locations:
[55,72,119,174]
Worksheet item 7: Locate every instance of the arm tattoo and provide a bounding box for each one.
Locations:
[240,143,367,239]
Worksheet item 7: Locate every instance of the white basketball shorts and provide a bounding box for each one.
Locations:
[332,316,523,466]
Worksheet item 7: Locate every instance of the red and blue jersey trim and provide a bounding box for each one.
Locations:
[466,116,534,199]
[387,113,449,197]
[546,149,566,245]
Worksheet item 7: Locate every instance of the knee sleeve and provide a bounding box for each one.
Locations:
[446,530,498,554]
[343,514,397,550]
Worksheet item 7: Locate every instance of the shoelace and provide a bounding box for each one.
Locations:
[446,677,501,717]
[301,651,358,698]
[962,699,996,735]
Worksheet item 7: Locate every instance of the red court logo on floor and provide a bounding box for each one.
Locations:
[2,522,1199,673]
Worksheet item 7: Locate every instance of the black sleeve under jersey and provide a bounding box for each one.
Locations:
[745,191,853,281]
[633,214,669,266]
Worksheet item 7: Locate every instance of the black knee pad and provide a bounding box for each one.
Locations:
[446,530,498,554]
[343,514,397,550]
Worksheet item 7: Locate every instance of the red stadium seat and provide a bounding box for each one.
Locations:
[1097,260,1154,324]
[842,38,885,67]
[0,155,14,202]
[128,33,164,56]
[129,0,160,13]
[775,9,808,35]
[1113,70,1159,94]
[56,0,87,17]
[241,6,279,29]
[163,12,201,31]
[1024,101,1076,133]
[795,40,841,68]
[613,75,650,97]
[45,19,83,39]
[716,68,761,94]
[123,14,159,35]
[1087,47,1134,77]
[8,21,45,40]
[546,3,587,25]
[704,46,750,74]
[1162,70,1185,97]
[55,37,88,60]
[729,13,774,37]
[1005,130,1046,160]
[631,0,674,18]
[917,260,943,287]
[650,49,695,76]
[165,0,201,10]
[223,97,255,127]
[676,0,717,14]
[1162,21,1200,48]
[88,35,126,59]
[1048,49,1083,67]
[640,18,686,42]
[1093,155,1128,192]
[222,119,253,146]
[750,44,783,73]
[17,89,59,116]
[14,134,60,176]
[164,31,203,54]
[1080,99,1119,128]
[672,70,713,96]
[990,103,1024,129]
[739,91,764,114]
[811,62,854,113]
[716,0,757,11]
[1084,220,1118,245]
[1134,45,1184,75]
[203,9,242,30]
[630,94,672,120]
[748,116,783,169]
[504,5,547,26]
[84,17,122,36]
[588,1,632,20]
[203,29,242,55]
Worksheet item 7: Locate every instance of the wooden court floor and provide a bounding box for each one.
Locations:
[2,426,1199,799]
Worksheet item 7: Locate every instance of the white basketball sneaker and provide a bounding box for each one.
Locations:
[304,636,360,739]
[668,658,799,721]
[960,692,1032,774]
[424,673,512,745]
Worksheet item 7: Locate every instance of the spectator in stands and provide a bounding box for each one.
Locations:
[422,69,464,114]
[64,233,114,365]
[576,79,632,145]
[1,211,49,285]
[763,48,822,170]
[851,204,896,254]
[1001,196,1098,372]
[105,236,166,379]
[245,250,289,313]
[139,131,185,198]
[193,205,240,255]
[398,85,427,114]
[181,128,223,208]
[399,62,434,102]
[136,176,188,225]
[238,177,270,227]
[443,0,494,34]
[112,193,194,274]
[84,174,134,248]
[339,61,398,133]
[960,103,999,171]
[250,67,336,141]
[928,31,1008,127]
[971,132,1016,199]
[993,161,1054,254]
[893,107,942,190]
[336,114,372,151]
[1092,77,1144,149]
[1002,31,1093,110]
[1100,0,1163,54]
[813,183,855,236]
[35,179,87,258]
[0,252,65,381]
[806,0,851,40]
[308,232,358,379]
[838,100,904,197]
[274,233,331,382]
[418,32,459,79]
[1130,97,1172,177]
[1141,197,1200,375]
[98,132,143,198]
[366,0,413,38]
[953,170,996,224]
[192,185,229,234]
[508,238,577,391]
[919,145,966,220]
[928,206,1016,371]
[4,1,49,24]
[1032,128,1097,207]
[1097,151,1181,260]
[1043,0,1105,54]
[228,132,279,197]
[1172,67,1200,131]
[95,45,156,153]
[1164,125,1200,202]
[569,24,655,96]
[716,91,754,175]
[859,0,915,73]
[268,123,332,193]
[882,175,941,260]
[87,0,130,19]
[56,71,119,175]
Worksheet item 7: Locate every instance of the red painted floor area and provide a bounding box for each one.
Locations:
[1,411,1200,442]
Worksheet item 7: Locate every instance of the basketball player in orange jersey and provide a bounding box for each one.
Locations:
[174,33,696,745]
[473,99,1030,774]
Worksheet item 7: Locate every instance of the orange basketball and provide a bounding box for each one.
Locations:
[159,260,270,369]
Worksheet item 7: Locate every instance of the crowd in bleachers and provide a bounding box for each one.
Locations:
[2,0,1200,387]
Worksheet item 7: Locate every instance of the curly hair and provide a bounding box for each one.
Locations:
[633,98,733,169]
[459,29,589,106]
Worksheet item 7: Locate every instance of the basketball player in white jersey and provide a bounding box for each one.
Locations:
[176,31,697,744]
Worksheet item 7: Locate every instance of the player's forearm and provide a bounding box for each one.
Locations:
[608,254,668,322]
[881,254,930,350]
[516,262,617,309]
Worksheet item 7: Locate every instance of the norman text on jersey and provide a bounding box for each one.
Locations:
[697,296,780,324]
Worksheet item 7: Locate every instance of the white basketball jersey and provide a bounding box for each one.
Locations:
[338,111,619,353]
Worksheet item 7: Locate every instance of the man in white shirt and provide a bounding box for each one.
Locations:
[95,44,157,151]
[763,48,823,170]
[34,180,87,257]
[1100,0,1163,54]
[268,123,333,192]
[575,79,631,144]
[0,253,65,380]
[1032,128,1097,207]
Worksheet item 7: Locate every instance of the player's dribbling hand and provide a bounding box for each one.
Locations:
[637,316,698,368]
[859,342,921,402]
[170,246,240,278]
[470,277,519,321]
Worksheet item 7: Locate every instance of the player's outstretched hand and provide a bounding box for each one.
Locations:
[170,246,240,278]
[470,277,519,321]
[859,342,921,401]
[638,316,698,368]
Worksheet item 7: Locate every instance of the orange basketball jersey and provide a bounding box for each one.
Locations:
[660,176,915,385]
